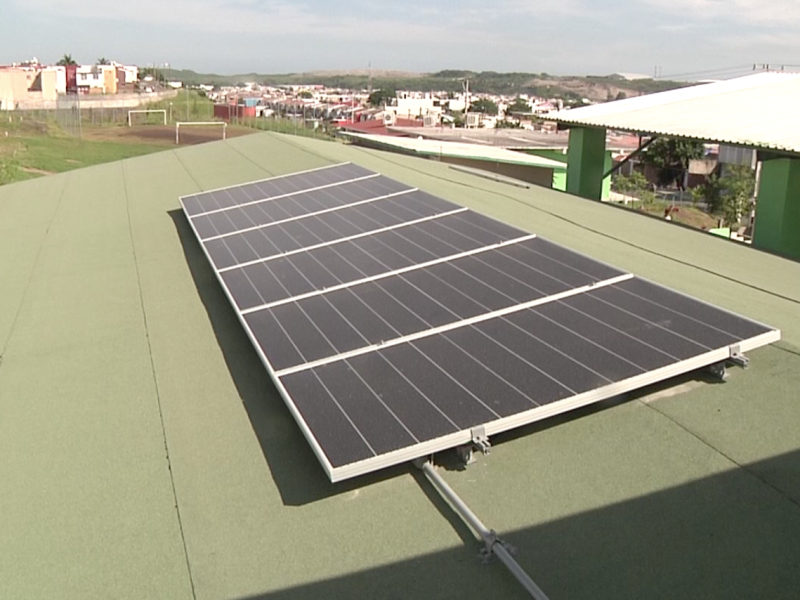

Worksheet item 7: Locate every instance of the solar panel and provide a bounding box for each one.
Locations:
[181,163,781,482]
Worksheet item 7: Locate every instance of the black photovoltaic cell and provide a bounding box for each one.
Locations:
[203,190,459,270]
[221,210,530,311]
[281,278,776,468]
[180,164,779,481]
[245,236,627,371]
[191,176,413,240]
[181,163,374,216]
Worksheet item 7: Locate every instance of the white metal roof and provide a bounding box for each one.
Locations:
[342,132,566,169]
[544,72,800,155]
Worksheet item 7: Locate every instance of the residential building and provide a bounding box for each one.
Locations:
[76,64,118,95]
[0,66,30,109]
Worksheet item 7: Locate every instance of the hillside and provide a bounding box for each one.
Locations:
[168,68,689,101]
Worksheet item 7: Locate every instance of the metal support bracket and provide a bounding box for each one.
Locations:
[478,530,518,564]
[728,344,750,369]
[471,425,491,455]
[456,426,491,466]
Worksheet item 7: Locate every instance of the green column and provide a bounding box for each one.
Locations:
[753,157,800,260]
[566,126,607,200]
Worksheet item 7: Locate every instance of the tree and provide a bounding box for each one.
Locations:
[469,98,498,115]
[97,57,110,65]
[719,164,756,226]
[643,137,704,188]
[367,88,395,107]
[57,54,77,66]
[613,170,654,203]
[506,97,530,113]
[297,90,313,99]
[693,164,755,226]
[139,67,166,83]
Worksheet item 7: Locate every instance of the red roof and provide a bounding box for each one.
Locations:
[339,117,422,137]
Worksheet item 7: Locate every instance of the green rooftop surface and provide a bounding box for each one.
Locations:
[1,132,799,600]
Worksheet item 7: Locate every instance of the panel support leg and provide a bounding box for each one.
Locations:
[415,460,551,600]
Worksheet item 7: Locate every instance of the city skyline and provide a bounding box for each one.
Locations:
[2,0,800,78]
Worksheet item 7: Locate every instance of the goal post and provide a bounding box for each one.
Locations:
[127,109,167,127]
[175,121,227,144]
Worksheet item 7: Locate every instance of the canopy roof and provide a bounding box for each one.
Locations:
[545,72,800,155]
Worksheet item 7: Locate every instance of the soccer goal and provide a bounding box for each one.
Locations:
[175,121,227,144]
[127,109,167,127]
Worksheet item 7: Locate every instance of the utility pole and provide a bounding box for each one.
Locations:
[462,78,471,127]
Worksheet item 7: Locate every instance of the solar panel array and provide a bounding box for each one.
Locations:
[181,163,780,482]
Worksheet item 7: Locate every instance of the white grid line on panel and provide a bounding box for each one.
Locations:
[190,173,381,218]
[202,187,418,242]
[242,235,536,314]
[179,162,353,203]
[275,273,635,377]
[219,208,469,274]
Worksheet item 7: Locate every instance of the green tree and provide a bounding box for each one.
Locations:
[695,174,722,212]
[719,164,756,226]
[57,54,77,66]
[643,137,704,188]
[297,90,313,99]
[140,67,166,82]
[613,170,652,202]
[469,98,498,115]
[367,88,395,107]
[449,111,466,128]
[97,57,110,65]
[506,97,530,113]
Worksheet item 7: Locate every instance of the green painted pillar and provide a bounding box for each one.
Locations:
[566,126,607,200]
[753,157,800,260]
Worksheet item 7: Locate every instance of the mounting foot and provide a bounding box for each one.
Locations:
[456,426,492,466]
[728,344,750,369]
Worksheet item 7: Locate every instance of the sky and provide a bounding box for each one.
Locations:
[2,0,800,78]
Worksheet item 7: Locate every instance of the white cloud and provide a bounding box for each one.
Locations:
[644,0,800,26]
[16,0,479,43]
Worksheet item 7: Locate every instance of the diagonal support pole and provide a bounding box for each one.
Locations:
[416,460,551,600]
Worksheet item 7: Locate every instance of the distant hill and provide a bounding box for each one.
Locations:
[168,68,690,101]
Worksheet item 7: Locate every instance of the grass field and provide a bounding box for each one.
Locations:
[635,201,720,230]
[0,112,255,186]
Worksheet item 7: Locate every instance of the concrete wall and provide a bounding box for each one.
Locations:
[12,90,178,111]
[526,147,612,199]
[0,69,30,110]
[753,157,800,260]
[103,68,115,95]
[435,156,554,188]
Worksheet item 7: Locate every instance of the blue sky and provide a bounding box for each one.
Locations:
[2,0,799,77]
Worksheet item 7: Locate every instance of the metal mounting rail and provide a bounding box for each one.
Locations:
[417,461,551,600]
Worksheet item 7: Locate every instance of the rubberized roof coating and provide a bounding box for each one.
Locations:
[1,131,800,600]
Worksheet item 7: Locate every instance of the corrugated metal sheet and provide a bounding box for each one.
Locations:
[544,72,800,154]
